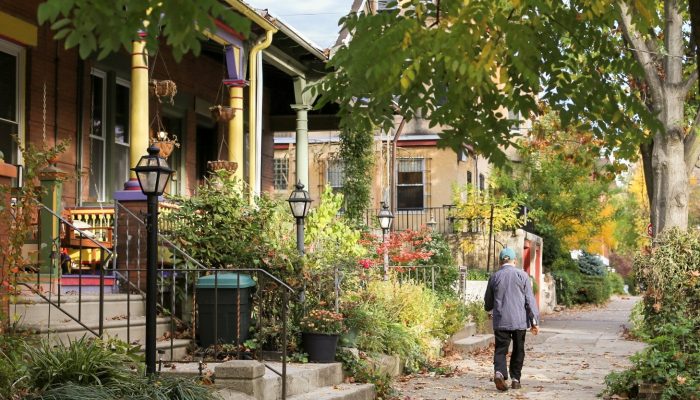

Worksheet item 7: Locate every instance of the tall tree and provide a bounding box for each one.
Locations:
[318,0,698,235]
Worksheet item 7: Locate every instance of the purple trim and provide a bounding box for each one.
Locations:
[225,44,246,81]
[113,190,147,201]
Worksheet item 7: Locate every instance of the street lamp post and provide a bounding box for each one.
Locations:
[287,181,312,255]
[132,146,173,376]
[377,203,394,280]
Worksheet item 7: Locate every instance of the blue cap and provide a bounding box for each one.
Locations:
[499,247,516,262]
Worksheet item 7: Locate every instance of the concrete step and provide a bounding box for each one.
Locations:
[288,383,375,400]
[453,334,494,353]
[26,316,174,344]
[12,293,146,326]
[448,322,477,344]
[262,362,344,399]
[155,338,191,362]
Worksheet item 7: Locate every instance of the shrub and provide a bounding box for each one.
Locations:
[605,229,700,399]
[466,268,490,281]
[464,301,489,333]
[577,251,606,276]
[438,297,470,337]
[25,337,138,391]
[300,309,345,335]
[606,272,625,295]
[577,275,610,304]
[552,269,581,306]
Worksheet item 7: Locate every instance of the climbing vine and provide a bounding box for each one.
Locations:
[338,126,374,223]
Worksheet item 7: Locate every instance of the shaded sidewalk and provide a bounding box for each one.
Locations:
[394,296,645,399]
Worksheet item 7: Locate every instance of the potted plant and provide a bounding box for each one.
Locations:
[300,309,345,363]
[149,130,180,159]
[209,105,235,122]
[150,79,177,104]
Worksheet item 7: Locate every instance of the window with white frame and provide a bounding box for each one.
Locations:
[327,159,345,194]
[89,69,131,202]
[273,158,289,191]
[89,71,107,201]
[113,79,130,193]
[397,158,424,210]
[508,109,521,132]
[0,39,25,166]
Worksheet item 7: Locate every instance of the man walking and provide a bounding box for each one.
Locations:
[484,247,539,391]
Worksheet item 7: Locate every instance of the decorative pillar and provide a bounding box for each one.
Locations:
[291,104,311,188]
[127,35,149,185]
[38,165,67,276]
[292,77,318,191]
[225,81,247,181]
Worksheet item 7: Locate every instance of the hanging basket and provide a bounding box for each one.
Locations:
[209,105,235,122]
[207,160,238,173]
[150,79,178,102]
[151,141,176,159]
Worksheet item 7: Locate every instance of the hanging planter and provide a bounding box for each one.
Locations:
[150,130,180,159]
[149,79,178,103]
[207,160,238,173]
[209,105,235,122]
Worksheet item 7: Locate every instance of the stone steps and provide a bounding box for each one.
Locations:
[452,334,495,353]
[209,361,374,400]
[12,293,146,326]
[288,383,375,400]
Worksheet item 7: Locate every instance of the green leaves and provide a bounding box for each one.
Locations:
[38,0,251,61]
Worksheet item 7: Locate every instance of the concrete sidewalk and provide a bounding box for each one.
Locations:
[394,296,645,399]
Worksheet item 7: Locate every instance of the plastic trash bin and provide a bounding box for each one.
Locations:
[195,272,256,348]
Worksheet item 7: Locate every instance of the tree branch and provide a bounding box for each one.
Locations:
[682,69,699,99]
[618,1,665,107]
[685,108,700,176]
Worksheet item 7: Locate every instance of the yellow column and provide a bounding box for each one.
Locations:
[129,38,149,178]
[228,85,244,181]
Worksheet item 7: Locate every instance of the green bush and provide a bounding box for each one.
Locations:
[552,269,581,306]
[605,229,700,399]
[464,301,489,333]
[606,272,625,295]
[466,268,490,281]
[624,274,639,295]
[577,275,611,304]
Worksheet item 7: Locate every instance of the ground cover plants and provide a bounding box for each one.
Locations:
[604,229,700,399]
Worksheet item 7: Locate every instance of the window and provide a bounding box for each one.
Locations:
[273,158,289,191]
[479,173,485,191]
[89,69,131,202]
[467,171,473,185]
[397,158,424,210]
[161,114,183,196]
[508,109,521,132]
[327,159,345,194]
[113,79,130,193]
[0,40,24,166]
[89,72,107,201]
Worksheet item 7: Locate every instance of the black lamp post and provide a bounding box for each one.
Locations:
[377,202,394,279]
[132,145,173,376]
[287,181,312,255]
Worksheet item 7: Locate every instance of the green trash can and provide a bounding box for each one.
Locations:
[196,273,256,348]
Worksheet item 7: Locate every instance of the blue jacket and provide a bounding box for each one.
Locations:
[484,264,540,331]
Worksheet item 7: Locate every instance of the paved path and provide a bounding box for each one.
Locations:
[393,296,645,399]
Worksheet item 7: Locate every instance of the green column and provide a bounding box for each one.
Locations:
[38,166,67,275]
[291,104,311,188]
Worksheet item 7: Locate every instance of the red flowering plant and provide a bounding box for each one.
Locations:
[299,309,345,335]
[360,228,435,273]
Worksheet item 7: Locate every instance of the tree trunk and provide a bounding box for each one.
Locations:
[650,133,689,235]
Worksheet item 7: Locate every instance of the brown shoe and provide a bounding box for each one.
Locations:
[511,380,521,389]
[494,372,508,391]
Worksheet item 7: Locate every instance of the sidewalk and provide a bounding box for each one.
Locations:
[393,296,645,399]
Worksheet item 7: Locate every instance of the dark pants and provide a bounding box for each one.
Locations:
[493,329,526,381]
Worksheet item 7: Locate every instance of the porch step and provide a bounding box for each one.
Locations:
[155,338,191,362]
[448,322,477,344]
[262,362,344,399]
[452,334,495,354]
[12,294,146,326]
[288,383,375,400]
[25,316,174,344]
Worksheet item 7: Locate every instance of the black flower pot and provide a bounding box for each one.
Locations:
[302,332,339,363]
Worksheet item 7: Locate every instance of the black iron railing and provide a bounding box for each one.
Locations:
[115,201,295,398]
[14,202,113,339]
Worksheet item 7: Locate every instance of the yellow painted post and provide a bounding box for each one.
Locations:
[229,85,244,181]
[129,38,149,178]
